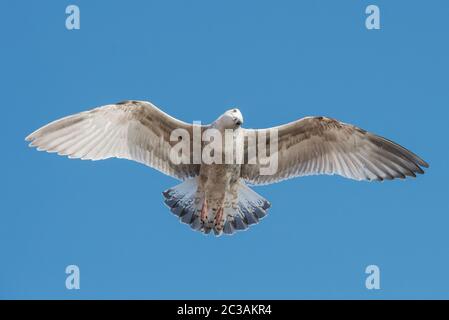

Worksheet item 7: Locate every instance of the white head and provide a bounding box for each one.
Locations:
[214,108,244,129]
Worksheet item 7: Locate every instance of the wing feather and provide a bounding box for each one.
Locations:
[241,116,428,185]
[26,100,200,180]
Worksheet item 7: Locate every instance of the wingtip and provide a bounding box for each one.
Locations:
[26,136,37,148]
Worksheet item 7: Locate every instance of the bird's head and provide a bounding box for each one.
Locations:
[215,108,244,129]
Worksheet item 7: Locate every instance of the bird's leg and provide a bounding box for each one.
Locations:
[200,199,208,223]
[214,207,224,231]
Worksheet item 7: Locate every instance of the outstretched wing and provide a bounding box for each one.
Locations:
[26,100,200,180]
[241,116,429,185]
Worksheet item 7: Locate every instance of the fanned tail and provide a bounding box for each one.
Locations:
[162,178,203,231]
[222,182,271,235]
[162,179,271,236]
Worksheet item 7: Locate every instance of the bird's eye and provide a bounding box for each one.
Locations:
[232,109,237,113]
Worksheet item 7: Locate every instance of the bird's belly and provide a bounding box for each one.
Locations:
[199,164,240,193]
[195,164,241,233]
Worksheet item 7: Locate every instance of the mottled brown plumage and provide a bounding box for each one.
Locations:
[26,100,428,236]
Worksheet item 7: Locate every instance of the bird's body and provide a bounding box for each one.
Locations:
[26,100,428,236]
[163,116,266,235]
[198,119,243,232]
[197,162,241,233]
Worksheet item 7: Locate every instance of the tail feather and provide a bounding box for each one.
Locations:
[162,178,198,228]
[223,182,271,235]
[162,179,271,236]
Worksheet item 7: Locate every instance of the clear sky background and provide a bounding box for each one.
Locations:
[0,1,448,299]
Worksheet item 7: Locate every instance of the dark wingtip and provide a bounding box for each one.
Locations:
[415,167,425,175]
[421,160,430,168]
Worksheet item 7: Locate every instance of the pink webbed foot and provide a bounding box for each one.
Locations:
[214,207,224,231]
[200,199,208,223]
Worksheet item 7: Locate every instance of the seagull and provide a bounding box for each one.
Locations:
[26,100,429,236]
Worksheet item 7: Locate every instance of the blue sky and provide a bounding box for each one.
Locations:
[0,1,448,299]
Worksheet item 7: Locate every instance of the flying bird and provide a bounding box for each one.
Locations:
[26,100,429,236]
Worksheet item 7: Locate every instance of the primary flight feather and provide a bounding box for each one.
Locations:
[26,100,429,236]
